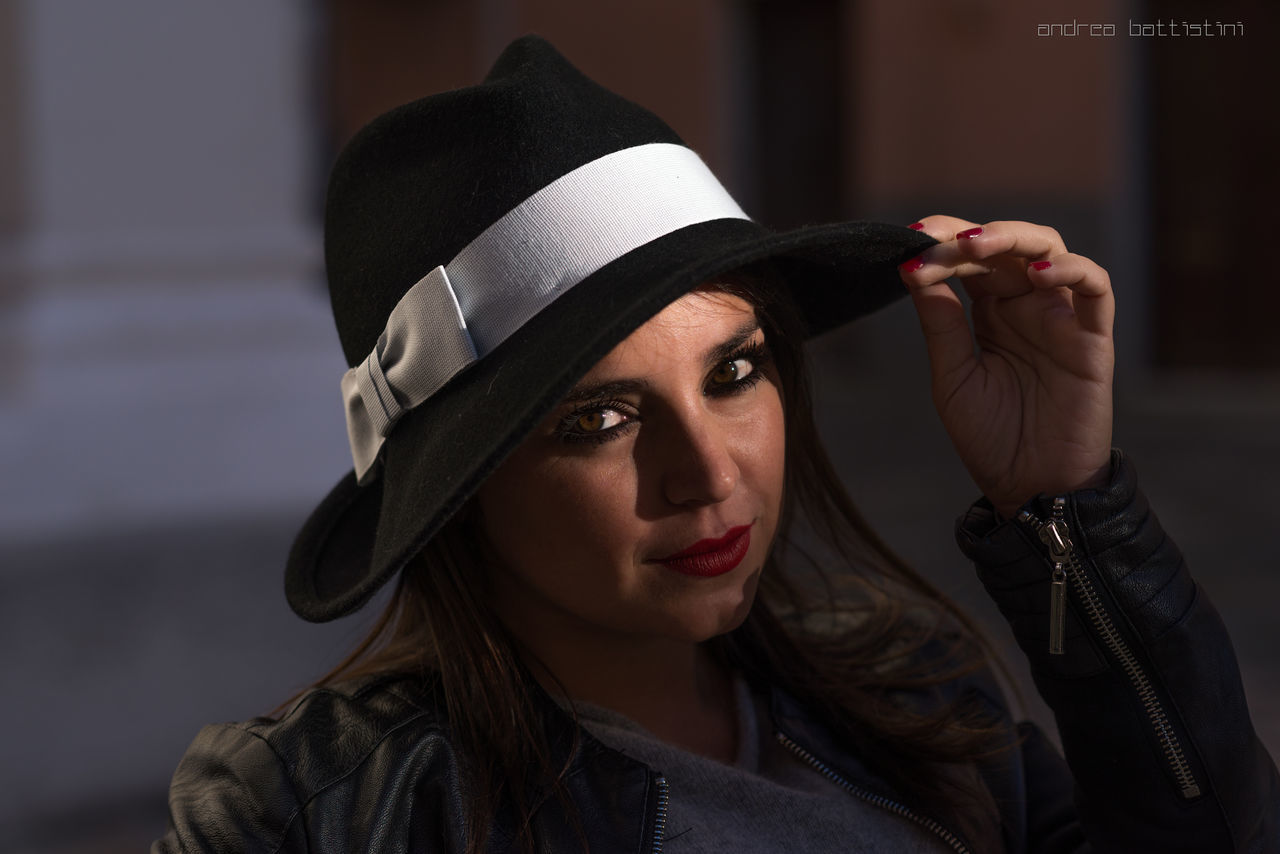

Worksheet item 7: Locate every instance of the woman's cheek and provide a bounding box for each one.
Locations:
[741,388,786,497]
[528,458,642,558]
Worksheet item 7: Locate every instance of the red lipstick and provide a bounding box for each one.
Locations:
[655,525,752,577]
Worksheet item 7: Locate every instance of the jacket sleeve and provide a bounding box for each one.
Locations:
[955,450,1280,853]
[152,722,307,853]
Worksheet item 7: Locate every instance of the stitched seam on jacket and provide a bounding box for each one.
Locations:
[290,709,435,817]
[379,678,439,713]
[216,724,310,854]
[237,683,437,851]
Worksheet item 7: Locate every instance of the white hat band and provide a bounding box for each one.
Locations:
[340,142,752,482]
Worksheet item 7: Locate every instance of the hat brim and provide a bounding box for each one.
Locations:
[286,217,934,621]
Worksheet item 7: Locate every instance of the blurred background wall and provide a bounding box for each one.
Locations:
[1,0,1276,850]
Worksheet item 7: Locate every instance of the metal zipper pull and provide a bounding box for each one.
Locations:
[1018,505,1073,655]
[1019,500,1202,797]
[1048,567,1068,655]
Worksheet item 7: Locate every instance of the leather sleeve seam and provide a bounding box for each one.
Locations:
[210,724,309,854]
[288,709,436,816]
[230,701,439,849]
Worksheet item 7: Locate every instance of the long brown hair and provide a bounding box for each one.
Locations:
[299,266,1009,852]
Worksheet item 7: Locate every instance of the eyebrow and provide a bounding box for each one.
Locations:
[560,319,762,405]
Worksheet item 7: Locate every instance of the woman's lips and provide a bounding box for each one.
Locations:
[655,524,752,577]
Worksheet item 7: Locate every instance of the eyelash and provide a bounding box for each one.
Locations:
[555,341,773,446]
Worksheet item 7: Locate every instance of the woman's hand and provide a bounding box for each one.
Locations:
[899,216,1115,519]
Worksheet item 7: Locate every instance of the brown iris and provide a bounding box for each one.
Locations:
[710,359,740,385]
[575,411,606,433]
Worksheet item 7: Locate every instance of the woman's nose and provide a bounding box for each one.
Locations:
[660,414,739,507]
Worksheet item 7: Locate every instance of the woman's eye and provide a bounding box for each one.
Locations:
[555,399,636,445]
[710,357,754,386]
[572,408,627,434]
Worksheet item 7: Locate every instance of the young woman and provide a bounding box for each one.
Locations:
[154,36,1278,853]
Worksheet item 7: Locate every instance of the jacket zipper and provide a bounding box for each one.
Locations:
[775,731,974,854]
[1020,496,1202,799]
[649,775,669,853]
[1026,503,1072,655]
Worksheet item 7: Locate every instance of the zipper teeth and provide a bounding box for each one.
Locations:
[775,731,974,854]
[1049,499,1202,799]
[650,775,669,854]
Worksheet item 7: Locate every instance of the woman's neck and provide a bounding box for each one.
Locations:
[516,627,740,763]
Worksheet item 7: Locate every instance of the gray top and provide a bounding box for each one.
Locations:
[573,679,955,853]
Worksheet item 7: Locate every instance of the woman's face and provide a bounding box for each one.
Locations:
[476,288,786,649]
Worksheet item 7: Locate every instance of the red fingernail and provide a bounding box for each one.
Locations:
[908,222,925,230]
[957,227,983,239]
[900,257,924,273]
[1030,260,1053,271]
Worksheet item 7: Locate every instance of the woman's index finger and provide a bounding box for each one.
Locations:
[953,221,1069,262]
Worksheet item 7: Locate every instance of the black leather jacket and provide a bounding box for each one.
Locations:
[154,453,1279,852]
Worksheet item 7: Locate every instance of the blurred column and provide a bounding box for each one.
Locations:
[0,0,347,544]
[0,0,355,832]
[1146,0,1279,369]
[0,1,25,397]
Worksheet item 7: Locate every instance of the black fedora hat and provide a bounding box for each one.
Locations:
[285,34,935,622]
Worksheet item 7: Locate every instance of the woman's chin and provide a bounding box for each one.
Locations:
[675,571,761,642]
